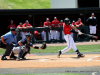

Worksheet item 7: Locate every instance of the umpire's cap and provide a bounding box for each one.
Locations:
[10,27,16,31]
[64,18,70,22]
[25,33,31,38]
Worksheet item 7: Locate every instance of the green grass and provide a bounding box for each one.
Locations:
[0,0,50,9]
[31,44,100,53]
[0,44,100,54]
[0,73,87,75]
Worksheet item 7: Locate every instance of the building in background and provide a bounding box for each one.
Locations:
[51,0,99,8]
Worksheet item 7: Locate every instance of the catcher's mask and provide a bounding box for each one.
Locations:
[25,33,33,40]
[64,18,70,25]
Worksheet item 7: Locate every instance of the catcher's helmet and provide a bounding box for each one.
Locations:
[25,33,31,38]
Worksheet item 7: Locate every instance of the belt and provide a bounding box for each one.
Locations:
[65,34,70,35]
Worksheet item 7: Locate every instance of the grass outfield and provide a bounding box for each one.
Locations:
[0,44,100,54]
[0,0,50,9]
[0,73,87,75]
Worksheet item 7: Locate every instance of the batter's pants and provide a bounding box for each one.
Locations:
[61,34,77,53]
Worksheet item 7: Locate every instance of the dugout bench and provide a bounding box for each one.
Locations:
[17,26,89,44]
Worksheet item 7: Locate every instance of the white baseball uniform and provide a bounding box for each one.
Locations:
[61,24,77,53]
[51,20,59,40]
[43,21,51,41]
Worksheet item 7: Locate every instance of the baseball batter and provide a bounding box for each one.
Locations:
[57,18,84,58]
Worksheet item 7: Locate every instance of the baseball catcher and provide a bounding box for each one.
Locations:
[11,33,46,61]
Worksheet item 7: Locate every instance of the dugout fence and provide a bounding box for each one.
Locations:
[17,26,89,43]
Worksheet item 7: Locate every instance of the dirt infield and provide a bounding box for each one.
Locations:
[0,41,100,69]
[0,54,100,68]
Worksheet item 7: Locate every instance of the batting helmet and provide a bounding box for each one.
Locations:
[64,18,70,22]
[64,18,70,25]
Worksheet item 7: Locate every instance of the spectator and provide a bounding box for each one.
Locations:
[38,21,44,40]
[57,20,64,40]
[75,18,84,28]
[23,20,33,28]
[16,22,26,39]
[8,20,16,30]
[75,18,84,39]
[34,31,41,40]
[86,13,97,42]
[22,20,33,38]
[43,18,51,41]
[71,20,76,38]
[51,17,59,40]
[1,27,17,60]
[71,20,76,26]
[39,21,43,27]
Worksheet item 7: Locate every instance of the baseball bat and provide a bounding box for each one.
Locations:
[82,33,98,39]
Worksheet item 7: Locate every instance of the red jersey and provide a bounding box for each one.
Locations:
[52,20,59,27]
[22,23,31,27]
[43,22,51,26]
[8,24,16,28]
[34,31,38,37]
[17,25,22,28]
[75,21,82,26]
[63,23,72,34]
[39,25,43,27]
[43,22,51,32]
[59,23,63,27]
[71,23,76,26]
[57,23,63,31]
[22,23,32,33]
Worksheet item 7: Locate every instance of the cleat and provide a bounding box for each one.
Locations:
[16,58,20,61]
[77,53,85,58]
[20,57,26,60]
[1,56,7,60]
[57,50,61,58]
[10,55,17,59]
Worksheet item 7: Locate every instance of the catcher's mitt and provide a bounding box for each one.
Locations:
[41,42,46,49]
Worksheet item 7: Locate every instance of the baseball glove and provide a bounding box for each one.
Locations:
[41,42,47,49]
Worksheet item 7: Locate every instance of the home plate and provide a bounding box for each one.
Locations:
[40,59,46,62]
[87,59,92,61]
